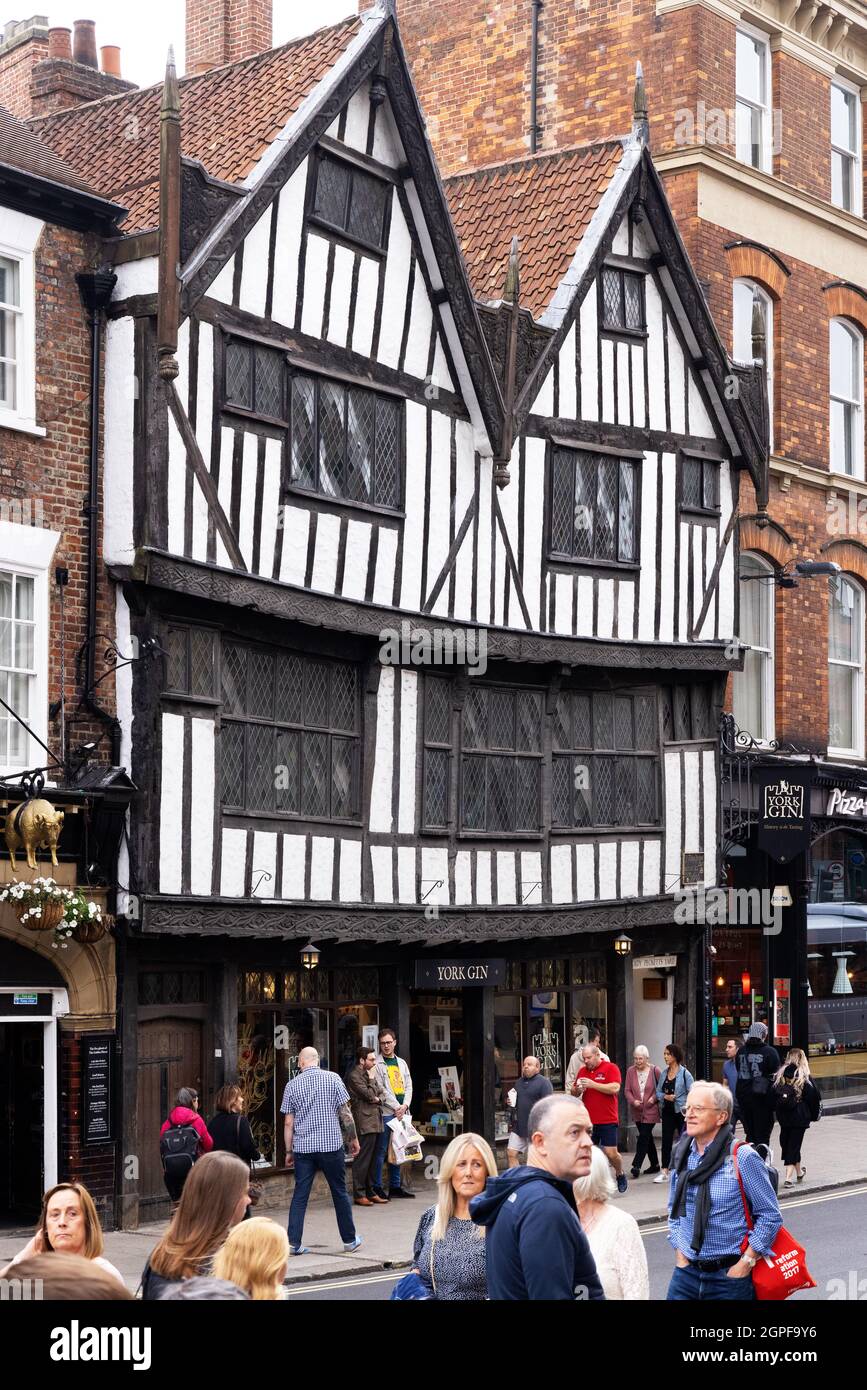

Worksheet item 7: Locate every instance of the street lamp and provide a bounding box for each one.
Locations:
[613,933,633,958]
[300,941,320,971]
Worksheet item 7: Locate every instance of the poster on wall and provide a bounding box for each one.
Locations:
[439,1065,461,1110]
[773,978,791,1048]
[429,1015,450,1053]
[362,1025,378,1054]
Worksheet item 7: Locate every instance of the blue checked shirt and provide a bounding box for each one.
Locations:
[667,1142,782,1260]
[280,1067,351,1154]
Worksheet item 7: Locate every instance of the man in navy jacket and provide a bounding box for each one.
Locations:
[471,1095,605,1300]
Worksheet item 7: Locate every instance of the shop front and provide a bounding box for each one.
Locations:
[718,730,867,1103]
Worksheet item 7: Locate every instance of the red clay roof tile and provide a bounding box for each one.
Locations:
[445,141,624,320]
[31,15,362,234]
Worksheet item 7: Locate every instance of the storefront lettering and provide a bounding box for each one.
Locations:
[413,959,505,988]
[532,1029,561,1072]
[437,964,488,982]
[827,787,867,818]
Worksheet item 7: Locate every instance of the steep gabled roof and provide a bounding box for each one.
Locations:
[32,15,363,234]
[445,141,624,320]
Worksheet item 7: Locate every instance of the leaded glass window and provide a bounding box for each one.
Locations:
[311,152,390,251]
[600,266,645,333]
[552,690,659,828]
[423,677,452,828]
[681,455,720,514]
[550,448,638,563]
[220,643,360,819]
[224,337,285,419]
[289,370,401,509]
[458,686,543,833]
[163,626,218,698]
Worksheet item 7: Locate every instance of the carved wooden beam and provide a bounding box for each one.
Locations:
[157,48,181,381]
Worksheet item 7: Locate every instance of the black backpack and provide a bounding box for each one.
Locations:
[160,1121,200,1179]
[774,1080,800,1111]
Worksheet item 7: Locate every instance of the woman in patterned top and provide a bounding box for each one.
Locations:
[411,1133,497,1300]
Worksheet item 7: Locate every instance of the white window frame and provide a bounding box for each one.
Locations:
[830,318,864,480]
[733,552,775,744]
[828,574,865,760]
[735,24,772,173]
[0,209,45,437]
[831,77,863,217]
[0,520,60,777]
[733,279,774,453]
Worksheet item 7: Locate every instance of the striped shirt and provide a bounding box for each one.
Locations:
[667,1142,782,1260]
[280,1067,350,1154]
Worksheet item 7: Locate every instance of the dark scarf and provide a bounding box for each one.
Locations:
[669,1122,733,1254]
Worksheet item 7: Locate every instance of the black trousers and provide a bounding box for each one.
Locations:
[353,1131,380,1196]
[632,1122,659,1173]
[739,1096,775,1147]
[780,1126,807,1165]
[661,1106,684,1168]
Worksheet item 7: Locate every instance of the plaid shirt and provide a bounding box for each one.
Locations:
[280,1067,350,1154]
[667,1141,782,1259]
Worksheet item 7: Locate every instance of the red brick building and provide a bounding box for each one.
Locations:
[0,97,132,1227]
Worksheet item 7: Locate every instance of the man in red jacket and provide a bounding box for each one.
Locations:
[159,1087,214,1203]
[572,1043,627,1193]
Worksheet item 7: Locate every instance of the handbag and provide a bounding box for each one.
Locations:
[733,1143,816,1300]
[390,1270,435,1300]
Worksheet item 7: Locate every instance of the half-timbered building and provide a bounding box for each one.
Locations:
[34,3,768,1219]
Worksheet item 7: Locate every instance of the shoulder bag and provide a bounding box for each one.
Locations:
[732,1143,815,1299]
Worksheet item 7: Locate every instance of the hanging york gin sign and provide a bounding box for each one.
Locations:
[754,768,812,864]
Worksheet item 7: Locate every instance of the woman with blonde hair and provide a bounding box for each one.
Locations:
[4,1182,124,1288]
[574,1145,649,1299]
[141,1150,251,1299]
[773,1047,821,1186]
[409,1132,496,1300]
[213,1216,289,1299]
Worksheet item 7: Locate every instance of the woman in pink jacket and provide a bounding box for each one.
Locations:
[624,1047,661,1178]
[160,1087,214,1203]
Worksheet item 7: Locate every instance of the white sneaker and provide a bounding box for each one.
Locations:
[653,1172,668,1183]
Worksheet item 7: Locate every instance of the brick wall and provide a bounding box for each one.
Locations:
[186,0,273,76]
[29,58,135,116]
[0,29,48,119]
[0,221,116,763]
[60,1027,117,1229]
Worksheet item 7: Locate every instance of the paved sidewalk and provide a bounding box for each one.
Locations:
[2,1114,863,1292]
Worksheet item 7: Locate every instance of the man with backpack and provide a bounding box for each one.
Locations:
[734,1022,780,1147]
[159,1087,214,1204]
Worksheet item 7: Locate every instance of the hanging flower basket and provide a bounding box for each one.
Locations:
[0,877,103,949]
[71,915,107,944]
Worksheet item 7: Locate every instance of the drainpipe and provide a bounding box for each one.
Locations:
[76,268,122,768]
[530,0,543,154]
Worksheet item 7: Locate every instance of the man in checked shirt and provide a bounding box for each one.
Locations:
[666,1081,782,1300]
[282,1047,362,1256]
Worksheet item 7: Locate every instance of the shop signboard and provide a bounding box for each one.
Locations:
[81,1034,113,1144]
[413,959,505,988]
[754,768,812,863]
[773,978,791,1048]
[826,787,867,818]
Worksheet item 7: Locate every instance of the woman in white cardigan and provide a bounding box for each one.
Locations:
[574,1146,650,1300]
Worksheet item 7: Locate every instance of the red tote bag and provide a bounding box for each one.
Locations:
[733,1143,816,1300]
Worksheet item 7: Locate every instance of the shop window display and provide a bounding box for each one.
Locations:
[808,830,867,1099]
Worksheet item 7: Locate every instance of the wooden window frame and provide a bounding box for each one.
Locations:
[598,263,647,339]
[679,450,721,518]
[551,688,661,831]
[286,366,404,512]
[547,443,641,570]
[307,149,392,257]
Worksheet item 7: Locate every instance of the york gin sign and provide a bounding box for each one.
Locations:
[754,768,812,863]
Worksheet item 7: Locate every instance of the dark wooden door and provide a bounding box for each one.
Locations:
[137,1019,203,1210]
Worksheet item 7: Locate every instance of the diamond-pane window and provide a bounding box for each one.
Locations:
[312,153,389,251]
[225,338,284,419]
[425,679,451,745]
[455,683,543,833]
[190,630,216,698]
[424,747,450,827]
[166,628,187,692]
[600,266,645,333]
[682,455,720,513]
[219,642,360,819]
[289,371,401,508]
[554,690,660,828]
[225,339,252,409]
[550,448,637,564]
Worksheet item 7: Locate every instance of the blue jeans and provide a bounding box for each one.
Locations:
[287,1149,356,1247]
[373,1114,402,1192]
[667,1262,756,1301]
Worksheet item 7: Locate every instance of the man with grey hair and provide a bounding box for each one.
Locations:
[666,1080,782,1301]
[471,1095,605,1300]
[281,1047,361,1256]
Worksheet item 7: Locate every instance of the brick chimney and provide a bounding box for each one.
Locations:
[0,16,50,120]
[0,12,137,118]
[186,0,273,76]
